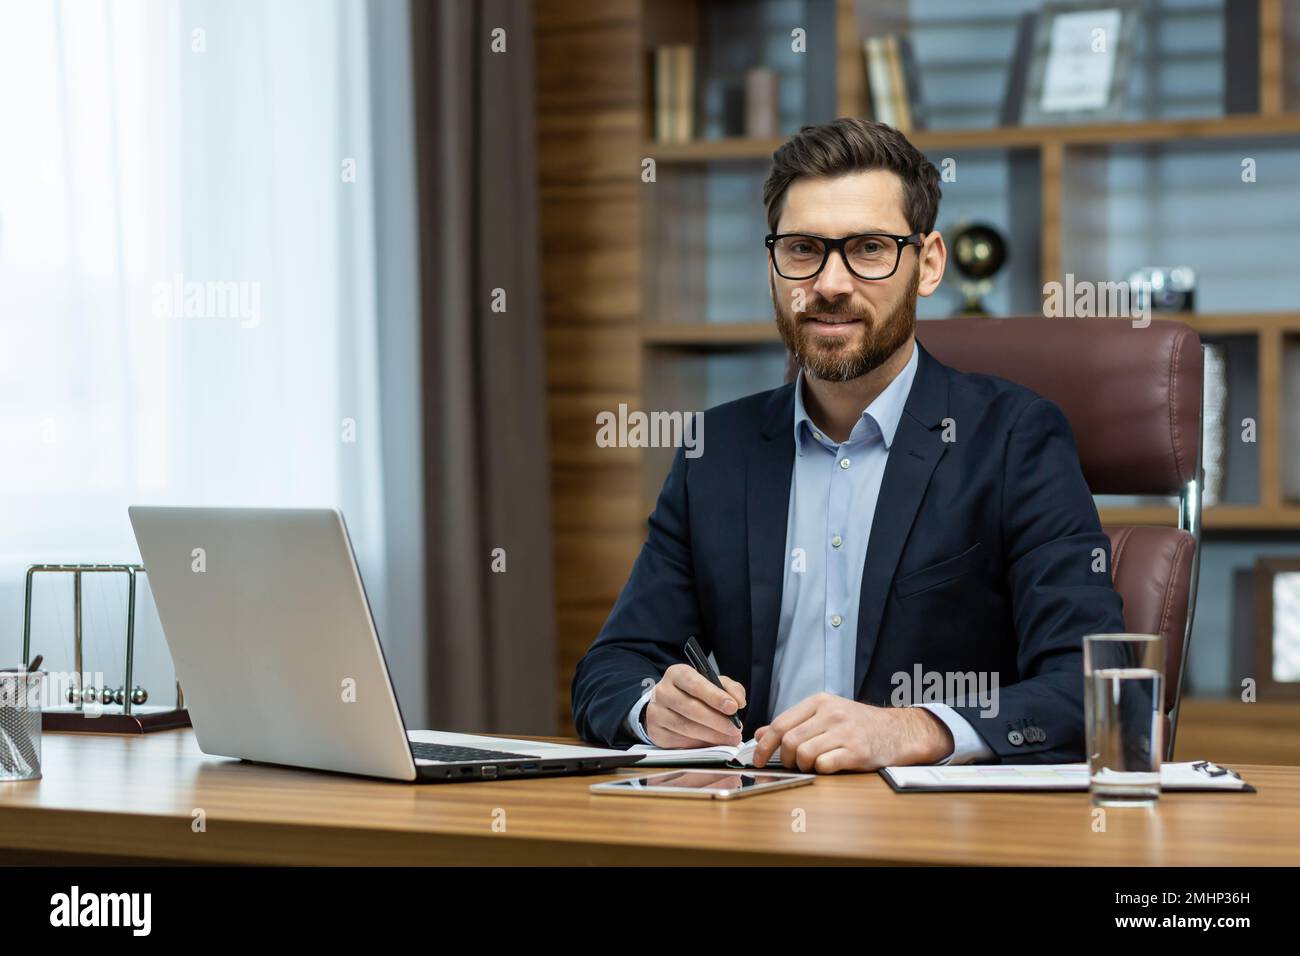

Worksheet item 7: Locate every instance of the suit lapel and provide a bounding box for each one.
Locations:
[853,343,950,700]
[745,383,796,733]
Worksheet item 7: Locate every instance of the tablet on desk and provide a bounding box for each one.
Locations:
[590,768,814,800]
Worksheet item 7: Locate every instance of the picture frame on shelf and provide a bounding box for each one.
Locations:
[1254,557,1300,700]
[1020,3,1139,126]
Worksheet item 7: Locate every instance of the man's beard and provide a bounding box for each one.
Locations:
[773,265,919,383]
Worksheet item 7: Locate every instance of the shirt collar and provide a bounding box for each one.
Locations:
[792,339,919,451]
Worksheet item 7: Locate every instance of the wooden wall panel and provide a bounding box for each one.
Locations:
[544,326,640,391]
[535,0,645,731]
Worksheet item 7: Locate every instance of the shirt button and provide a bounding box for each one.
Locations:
[839,458,851,470]
[813,431,824,441]
[830,614,843,627]
[831,534,843,548]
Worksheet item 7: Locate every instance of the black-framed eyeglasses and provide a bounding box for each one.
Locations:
[764,232,925,281]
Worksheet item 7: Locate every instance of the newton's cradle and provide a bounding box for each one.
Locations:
[21,564,190,733]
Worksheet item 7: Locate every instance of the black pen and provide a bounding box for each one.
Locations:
[683,635,743,730]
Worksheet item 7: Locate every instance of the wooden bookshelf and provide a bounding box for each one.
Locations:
[634,0,1300,532]
[536,0,1300,730]
[646,112,1300,162]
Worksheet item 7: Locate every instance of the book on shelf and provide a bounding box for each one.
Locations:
[895,34,928,131]
[654,46,672,142]
[862,34,927,133]
[864,36,894,126]
[744,66,779,138]
[653,44,695,143]
[887,35,909,131]
[673,44,694,142]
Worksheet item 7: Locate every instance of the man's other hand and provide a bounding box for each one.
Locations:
[752,693,953,772]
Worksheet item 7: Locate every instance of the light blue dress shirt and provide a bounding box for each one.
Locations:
[626,341,993,765]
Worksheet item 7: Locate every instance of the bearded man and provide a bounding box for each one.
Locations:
[571,118,1124,772]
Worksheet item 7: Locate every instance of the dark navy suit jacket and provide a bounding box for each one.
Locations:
[571,342,1125,763]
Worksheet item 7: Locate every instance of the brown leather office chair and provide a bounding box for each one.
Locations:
[788,317,1204,759]
[920,317,1203,761]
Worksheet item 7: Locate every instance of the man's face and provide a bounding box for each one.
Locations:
[769,170,931,382]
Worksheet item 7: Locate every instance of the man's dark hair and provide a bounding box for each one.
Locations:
[762,117,942,236]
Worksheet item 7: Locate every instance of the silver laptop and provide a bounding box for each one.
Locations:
[127,506,642,782]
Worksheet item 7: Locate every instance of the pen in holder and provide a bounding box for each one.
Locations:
[20,564,191,734]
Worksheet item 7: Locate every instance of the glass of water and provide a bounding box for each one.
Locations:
[1084,633,1164,807]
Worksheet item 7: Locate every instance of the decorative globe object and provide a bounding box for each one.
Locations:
[952,223,1007,280]
[949,222,1009,315]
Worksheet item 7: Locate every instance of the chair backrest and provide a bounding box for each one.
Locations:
[912,317,1202,720]
[915,317,1201,495]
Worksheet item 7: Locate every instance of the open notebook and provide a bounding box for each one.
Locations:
[881,761,1255,793]
[627,738,791,769]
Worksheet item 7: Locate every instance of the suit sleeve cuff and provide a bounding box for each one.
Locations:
[914,703,995,765]
[624,686,656,746]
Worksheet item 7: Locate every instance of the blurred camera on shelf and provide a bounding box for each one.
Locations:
[1128,266,1197,314]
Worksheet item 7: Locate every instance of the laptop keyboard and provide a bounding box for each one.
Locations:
[409,742,538,764]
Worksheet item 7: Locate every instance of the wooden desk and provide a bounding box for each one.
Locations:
[1,730,1296,865]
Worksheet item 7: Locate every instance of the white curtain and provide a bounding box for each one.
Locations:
[0,0,389,686]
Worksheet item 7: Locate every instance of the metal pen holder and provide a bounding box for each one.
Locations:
[0,670,43,780]
[20,564,190,734]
